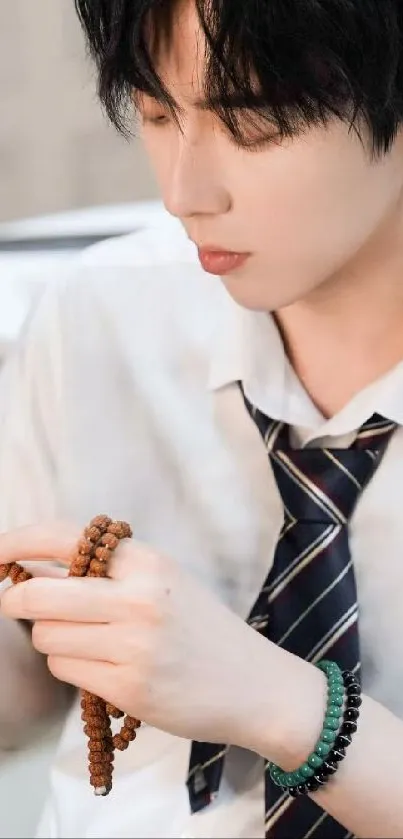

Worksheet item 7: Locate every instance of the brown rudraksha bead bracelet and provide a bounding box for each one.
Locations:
[0,515,141,797]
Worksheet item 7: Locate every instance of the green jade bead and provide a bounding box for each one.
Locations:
[269,660,345,789]
[326,704,342,718]
[319,661,340,674]
[316,741,331,757]
[308,753,322,769]
[324,715,340,730]
[328,673,343,683]
[328,684,343,696]
[300,763,315,778]
[329,685,344,696]
[328,693,344,707]
[321,728,337,744]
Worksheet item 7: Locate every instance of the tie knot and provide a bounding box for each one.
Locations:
[241,388,396,524]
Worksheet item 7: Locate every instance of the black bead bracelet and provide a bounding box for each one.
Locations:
[287,670,362,798]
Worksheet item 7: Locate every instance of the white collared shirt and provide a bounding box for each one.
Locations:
[0,220,403,838]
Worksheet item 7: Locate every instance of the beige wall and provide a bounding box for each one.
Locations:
[0,0,159,222]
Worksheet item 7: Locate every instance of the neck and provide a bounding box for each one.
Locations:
[276,198,403,418]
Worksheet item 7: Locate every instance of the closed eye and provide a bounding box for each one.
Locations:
[142,113,171,125]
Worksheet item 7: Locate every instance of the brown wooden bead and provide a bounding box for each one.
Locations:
[84,525,102,542]
[82,692,100,707]
[77,538,93,555]
[70,566,87,579]
[84,706,102,716]
[90,515,112,531]
[120,727,137,743]
[88,568,107,578]
[4,515,137,798]
[81,709,106,720]
[16,570,31,583]
[113,734,129,751]
[100,533,119,550]
[107,521,132,539]
[9,563,31,583]
[70,557,91,577]
[89,756,114,769]
[88,559,108,576]
[106,704,124,719]
[84,723,110,737]
[88,742,104,754]
[0,564,12,582]
[88,732,109,744]
[90,752,114,766]
[94,547,111,562]
[90,773,109,787]
[71,553,90,568]
[123,716,142,730]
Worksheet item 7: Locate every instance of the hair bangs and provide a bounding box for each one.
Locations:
[75,0,403,153]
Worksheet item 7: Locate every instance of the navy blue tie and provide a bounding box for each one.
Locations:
[188,394,396,838]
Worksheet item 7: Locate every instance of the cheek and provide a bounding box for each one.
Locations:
[141,126,178,195]
[227,144,399,309]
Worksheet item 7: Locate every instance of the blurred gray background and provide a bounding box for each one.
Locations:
[0,0,159,222]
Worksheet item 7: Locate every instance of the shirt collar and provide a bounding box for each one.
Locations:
[208,294,403,437]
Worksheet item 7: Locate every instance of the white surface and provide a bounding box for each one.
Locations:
[0,200,165,240]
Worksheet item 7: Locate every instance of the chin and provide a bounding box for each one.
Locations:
[220,263,328,312]
[220,273,292,313]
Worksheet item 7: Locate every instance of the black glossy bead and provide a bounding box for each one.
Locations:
[347,694,362,707]
[332,747,346,761]
[345,706,360,721]
[335,732,352,749]
[314,771,329,785]
[341,720,358,734]
[346,684,361,697]
[289,783,308,797]
[323,759,338,775]
[305,778,321,793]
[342,672,360,687]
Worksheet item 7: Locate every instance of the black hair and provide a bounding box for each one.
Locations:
[74,0,403,154]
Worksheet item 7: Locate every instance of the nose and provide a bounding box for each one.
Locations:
[163,133,232,220]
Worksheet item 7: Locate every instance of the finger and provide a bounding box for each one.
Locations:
[22,562,67,579]
[0,522,80,566]
[0,576,131,623]
[0,562,67,588]
[32,621,127,664]
[47,656,124,709]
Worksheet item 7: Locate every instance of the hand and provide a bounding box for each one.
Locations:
[0,521,299,751]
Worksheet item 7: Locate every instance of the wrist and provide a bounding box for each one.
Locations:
[236,630,328,770]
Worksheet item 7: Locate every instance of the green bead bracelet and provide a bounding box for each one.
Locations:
[269,660,345,789]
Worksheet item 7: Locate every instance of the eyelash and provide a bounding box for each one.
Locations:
[142,111,278,152]
[143,114,170,126]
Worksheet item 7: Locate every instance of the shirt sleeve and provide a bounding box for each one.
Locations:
[0,284,71,747]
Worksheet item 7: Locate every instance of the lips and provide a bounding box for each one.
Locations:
[197,248,250,276]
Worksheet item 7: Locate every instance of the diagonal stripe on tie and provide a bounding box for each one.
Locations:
[187,397,396,837]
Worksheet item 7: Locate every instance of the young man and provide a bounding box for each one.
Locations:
[1,0,403,836]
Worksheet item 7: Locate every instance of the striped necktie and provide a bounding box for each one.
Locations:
[187,396,396,838]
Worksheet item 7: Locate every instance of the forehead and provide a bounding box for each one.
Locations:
[149,0,206,100]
